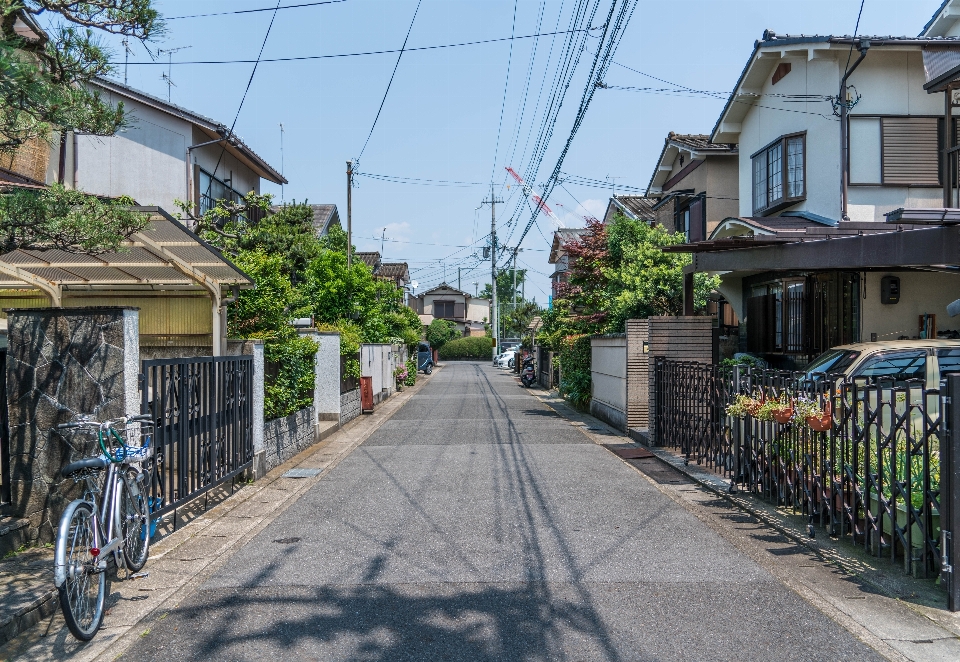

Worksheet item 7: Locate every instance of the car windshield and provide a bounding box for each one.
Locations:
[804,349,861,377]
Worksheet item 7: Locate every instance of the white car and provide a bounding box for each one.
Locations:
[495,352,515,369]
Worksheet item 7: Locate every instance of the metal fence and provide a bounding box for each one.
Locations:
[653,358,946,581]
[0,349,8,506]
[141,355,254,524]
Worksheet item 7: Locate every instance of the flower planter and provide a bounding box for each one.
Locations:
[867,493,939,550]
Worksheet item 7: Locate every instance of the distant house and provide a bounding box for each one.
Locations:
[547,228,589,300]
[409,283,489,336]
[645,133,738,242]
[601,195,657,224]
[353,251,410,288]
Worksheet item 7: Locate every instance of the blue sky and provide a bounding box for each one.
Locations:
[97,0,935,300]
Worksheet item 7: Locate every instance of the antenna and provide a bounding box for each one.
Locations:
[122,38,135,86]
[157,46,192,102]
[380,228,386,255]
[606,175,623,198]
[279,122,285,203]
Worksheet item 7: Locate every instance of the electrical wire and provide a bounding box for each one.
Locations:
[166,0,347,20]
[358,0,422,159]
[205,0,282,198]
[116,27,601,65]
[356,172,485,186]
[490,0,519,181]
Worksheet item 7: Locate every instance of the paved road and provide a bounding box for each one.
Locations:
[138,362,882,661]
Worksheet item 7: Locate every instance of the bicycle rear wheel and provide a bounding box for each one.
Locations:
[120,469,150,572]
[56,501,105,641]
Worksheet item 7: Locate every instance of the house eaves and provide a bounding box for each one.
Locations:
[89,78,287,185]
[710,32,960,144]
[921,0,955,37]
[646,134,737,195]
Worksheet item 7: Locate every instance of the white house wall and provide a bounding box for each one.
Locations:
[736,48,946,222]
[861,271,960,340]
[191,126,260,197]
[467,299,490,321]
[75,94,189,211]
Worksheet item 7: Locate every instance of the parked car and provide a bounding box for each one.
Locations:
[495,351,515,369]
[804,339,960,387]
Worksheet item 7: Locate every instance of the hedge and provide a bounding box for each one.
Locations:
[558,334,592,408]
[437,336,494,360]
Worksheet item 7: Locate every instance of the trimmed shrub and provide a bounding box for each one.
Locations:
[438,336,493,360]
[558,334,592,408]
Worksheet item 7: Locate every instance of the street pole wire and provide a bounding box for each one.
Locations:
[357,0,423,160]
[489,0,519,182]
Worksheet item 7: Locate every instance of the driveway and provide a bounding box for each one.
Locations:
[136,361,882,661]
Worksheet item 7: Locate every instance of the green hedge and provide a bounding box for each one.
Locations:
[558,334,592,409]
[438,336,493,360]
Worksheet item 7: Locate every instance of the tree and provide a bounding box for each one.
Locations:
[426,318,458,350]
[0,0,163,152]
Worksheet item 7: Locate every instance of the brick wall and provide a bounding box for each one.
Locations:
[262,406,316,474]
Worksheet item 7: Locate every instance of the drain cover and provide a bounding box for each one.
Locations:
[282,468,322,478]
[273,537,301,544]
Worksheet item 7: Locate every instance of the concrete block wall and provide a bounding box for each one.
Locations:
[261,406,316,474]
[590,334,627,431]
[340,389,361,426]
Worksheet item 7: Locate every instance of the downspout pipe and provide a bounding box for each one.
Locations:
[840,39,870,222]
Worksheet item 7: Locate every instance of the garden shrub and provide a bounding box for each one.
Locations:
[558,334,592,408]
[438,336,493,360]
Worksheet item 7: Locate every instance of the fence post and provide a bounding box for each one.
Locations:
[945,376,960,611]
[251,341,265,479]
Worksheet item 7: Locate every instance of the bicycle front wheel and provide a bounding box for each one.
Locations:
[56,501,105,641]
[120,469,150,572]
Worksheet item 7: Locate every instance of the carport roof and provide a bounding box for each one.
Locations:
[0,206,253,303]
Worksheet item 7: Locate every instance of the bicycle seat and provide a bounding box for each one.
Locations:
[61,456,108,477]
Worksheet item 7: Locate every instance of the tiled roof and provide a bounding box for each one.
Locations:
[378,263,409,278]
[355,252,381,269]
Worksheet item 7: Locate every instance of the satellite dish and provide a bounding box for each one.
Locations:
[411,280,419,289]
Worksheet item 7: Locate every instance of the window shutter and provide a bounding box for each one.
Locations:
[881,117,940,185]
[688,197,705,242]
[454,302,465,319]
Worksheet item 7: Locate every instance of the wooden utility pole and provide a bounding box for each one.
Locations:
[346,160,353,267]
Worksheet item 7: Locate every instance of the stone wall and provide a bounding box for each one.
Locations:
[5,307,139,543]
[262,406,316,474]
[340,389,361,426]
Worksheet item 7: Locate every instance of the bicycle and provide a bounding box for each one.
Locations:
[53,414,155,641]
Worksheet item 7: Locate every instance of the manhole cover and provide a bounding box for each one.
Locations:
[607,446,653,459]
[272,537,301,544]
[282,468,322,478]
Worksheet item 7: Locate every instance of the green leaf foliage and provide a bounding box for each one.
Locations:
[438,336,493,360]
[0,183,147,252]
[263,335,318,421]
[425,318,459,350]
[0,0,163,152]
[557,334,592,408]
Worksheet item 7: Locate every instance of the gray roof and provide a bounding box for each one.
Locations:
[665,133,736,153]
[90,77,287,185]
[923,0,953,36]
[354,252,381,269]
[377,263,409,280]
[611,195,657,221]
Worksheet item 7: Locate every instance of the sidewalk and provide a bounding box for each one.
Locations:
[530,387,960,662]
[0,368,439,662]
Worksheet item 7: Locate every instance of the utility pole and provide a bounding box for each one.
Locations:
[279,123,285,203]
[481,185,503,362]
[346,160,353,268]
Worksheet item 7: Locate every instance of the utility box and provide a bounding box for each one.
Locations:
[880,275,900,305]
[360,376,374,413]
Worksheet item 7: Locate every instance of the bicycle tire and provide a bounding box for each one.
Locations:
[120,469,150,572]
[56,501,105,641]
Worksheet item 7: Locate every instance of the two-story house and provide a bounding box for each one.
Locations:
[645,133,739,242]
[354,251,410,289]
[675,3,960,368]
[409,283,489,336]
[547,228,589,301]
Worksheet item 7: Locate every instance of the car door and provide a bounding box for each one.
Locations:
[852,350,927,435]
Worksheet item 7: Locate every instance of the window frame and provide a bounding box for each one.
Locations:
[847,114,944,188]
[434,300,456,319]
[750,132,806,216]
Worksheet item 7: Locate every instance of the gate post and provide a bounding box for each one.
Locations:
[944,376,960,611]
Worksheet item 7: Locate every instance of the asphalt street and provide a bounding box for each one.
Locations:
[137,362,883,661]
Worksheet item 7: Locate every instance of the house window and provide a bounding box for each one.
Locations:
[751,133,805,215]
[434,300,455,318]
[198,168,243,215]
[850,116,941,187]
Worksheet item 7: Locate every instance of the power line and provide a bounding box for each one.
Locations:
[358,0,422,159]
[489,0,519,181]
[356,172,485,187]
[206,1,282,198]
[166,0,347,20]
[116,27,601,65]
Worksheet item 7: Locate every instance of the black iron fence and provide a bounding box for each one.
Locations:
[0,349,8,506]
[141,355,254,523]
[654,358,948,582]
